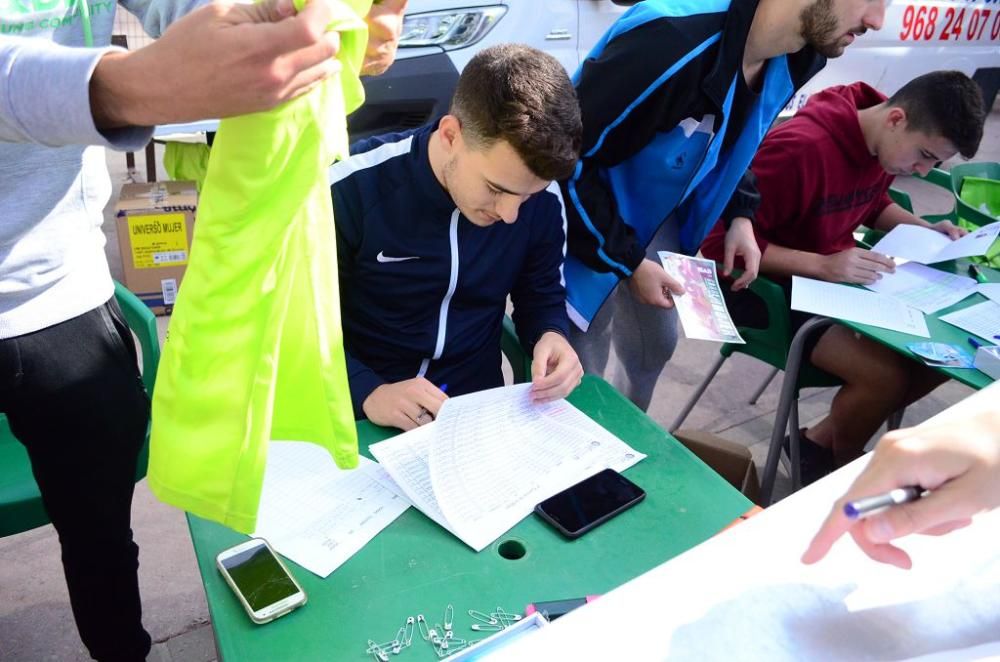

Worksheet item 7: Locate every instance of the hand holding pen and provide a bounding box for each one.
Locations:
[802,406,1000,569]
[362,377,449,431]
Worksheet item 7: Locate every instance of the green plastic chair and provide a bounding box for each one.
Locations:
[950,162,1000,224]
[670,273,840,497]
[669,272,841,417]
[0,282,160,537]
[912,165,996,228]
[862,169,998,259]
[501,315,532,384]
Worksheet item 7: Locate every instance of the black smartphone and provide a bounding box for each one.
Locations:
[534,469,645,539]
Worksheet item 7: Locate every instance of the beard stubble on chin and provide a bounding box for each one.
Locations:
[800,0,847,58]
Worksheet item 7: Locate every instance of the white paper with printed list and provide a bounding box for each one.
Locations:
[657,251,744,344]
[940,300,1000,342]
[870,221,1000,264]
[253,444,410,578]
[791,276,930,337]
[370,384,645,552]
[978,283,1000,305]
[864,261,977,314]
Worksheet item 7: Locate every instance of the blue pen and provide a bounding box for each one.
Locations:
[968,336,985,350]
[844,486,924,519]
[416,383,448,424]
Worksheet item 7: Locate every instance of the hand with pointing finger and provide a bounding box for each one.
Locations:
[802,407,1000,569]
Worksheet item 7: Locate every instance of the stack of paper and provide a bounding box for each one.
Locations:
[370,384,646,551]
[870,221,1000,263]
[253,445,410,577]
[979,283,1000,304]
[791,276,930,337]
[940,300,1000,342]
[864,261,978,314]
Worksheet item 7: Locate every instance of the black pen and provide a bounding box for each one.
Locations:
[844,486,925,519]
[968,264,989,285]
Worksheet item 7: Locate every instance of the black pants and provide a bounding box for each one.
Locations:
[0,298,152,661]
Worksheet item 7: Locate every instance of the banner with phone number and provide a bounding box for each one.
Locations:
[895,0,1000,43]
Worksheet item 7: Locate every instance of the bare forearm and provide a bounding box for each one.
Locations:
[90,51,150,129]
[759,243,827,279]
[872,203,933,232]
[89,0,346,130]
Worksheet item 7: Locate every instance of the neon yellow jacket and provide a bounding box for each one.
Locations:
[149,0,371,533]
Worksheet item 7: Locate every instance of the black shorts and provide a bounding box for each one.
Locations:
[721,278,828,361]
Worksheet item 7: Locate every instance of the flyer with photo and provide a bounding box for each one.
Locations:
[657,251,745,344]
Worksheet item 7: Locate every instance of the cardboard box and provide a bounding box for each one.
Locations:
[115,181,197,315]
[673,429,761,505]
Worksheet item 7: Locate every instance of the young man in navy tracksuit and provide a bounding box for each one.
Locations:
[331,44,584,431]
[562,0,887,411]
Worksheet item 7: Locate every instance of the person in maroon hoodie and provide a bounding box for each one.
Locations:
[701,71,986,485]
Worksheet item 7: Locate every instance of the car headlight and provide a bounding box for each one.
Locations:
[399,6,508,50]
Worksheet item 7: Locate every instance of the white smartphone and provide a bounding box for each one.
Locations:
[215,538,307,624]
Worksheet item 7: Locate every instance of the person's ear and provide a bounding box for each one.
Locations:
[886,106,907,132]
[438,115,464,154]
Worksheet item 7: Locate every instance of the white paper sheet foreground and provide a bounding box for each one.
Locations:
[978,283,1000,305]
[370,384,645,551]
[487,383,1000,662]
[864,261,978,314]
[870,221,1000,264]
[253,444,410,578]
[940,300,1000,342]
[658,251,744,343]
[791,276,930,337]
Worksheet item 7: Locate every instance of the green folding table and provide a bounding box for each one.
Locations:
[834,259,997,391]
[760,259,998,502]
[186,375,751,660]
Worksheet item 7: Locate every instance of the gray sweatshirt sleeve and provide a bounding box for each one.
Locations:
[0,0,206,151]
[0,36,152,149]
[121,0,208,39]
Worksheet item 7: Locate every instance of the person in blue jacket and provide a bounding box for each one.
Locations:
[562,0,887,411]
[331,44,585,431]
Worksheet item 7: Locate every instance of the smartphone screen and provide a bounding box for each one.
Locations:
[535,469,645,538]
[219,542,300,612]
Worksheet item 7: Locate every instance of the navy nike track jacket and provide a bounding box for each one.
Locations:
[330,122,571,419]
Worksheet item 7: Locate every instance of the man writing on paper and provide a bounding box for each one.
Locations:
[701,71,986,484]
[331,44,584,431]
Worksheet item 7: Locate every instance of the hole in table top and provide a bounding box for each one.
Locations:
[497,539,527,560]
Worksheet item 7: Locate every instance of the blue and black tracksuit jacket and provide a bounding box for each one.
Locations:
[560,0,826,328]
[330,123,570,419]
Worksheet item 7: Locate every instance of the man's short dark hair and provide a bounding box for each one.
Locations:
[888,71,985,159]
[450,43,582,181]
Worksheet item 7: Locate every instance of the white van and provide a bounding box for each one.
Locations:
[350,0,634,139]
[352,0,998,139]
[783,0,1000,115]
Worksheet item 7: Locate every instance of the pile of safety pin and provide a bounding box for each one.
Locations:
[364,604,522,660]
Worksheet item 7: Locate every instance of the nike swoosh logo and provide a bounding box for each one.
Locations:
[377,251,420,263]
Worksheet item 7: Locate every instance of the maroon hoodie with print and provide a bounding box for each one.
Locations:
[701,82,894,265]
